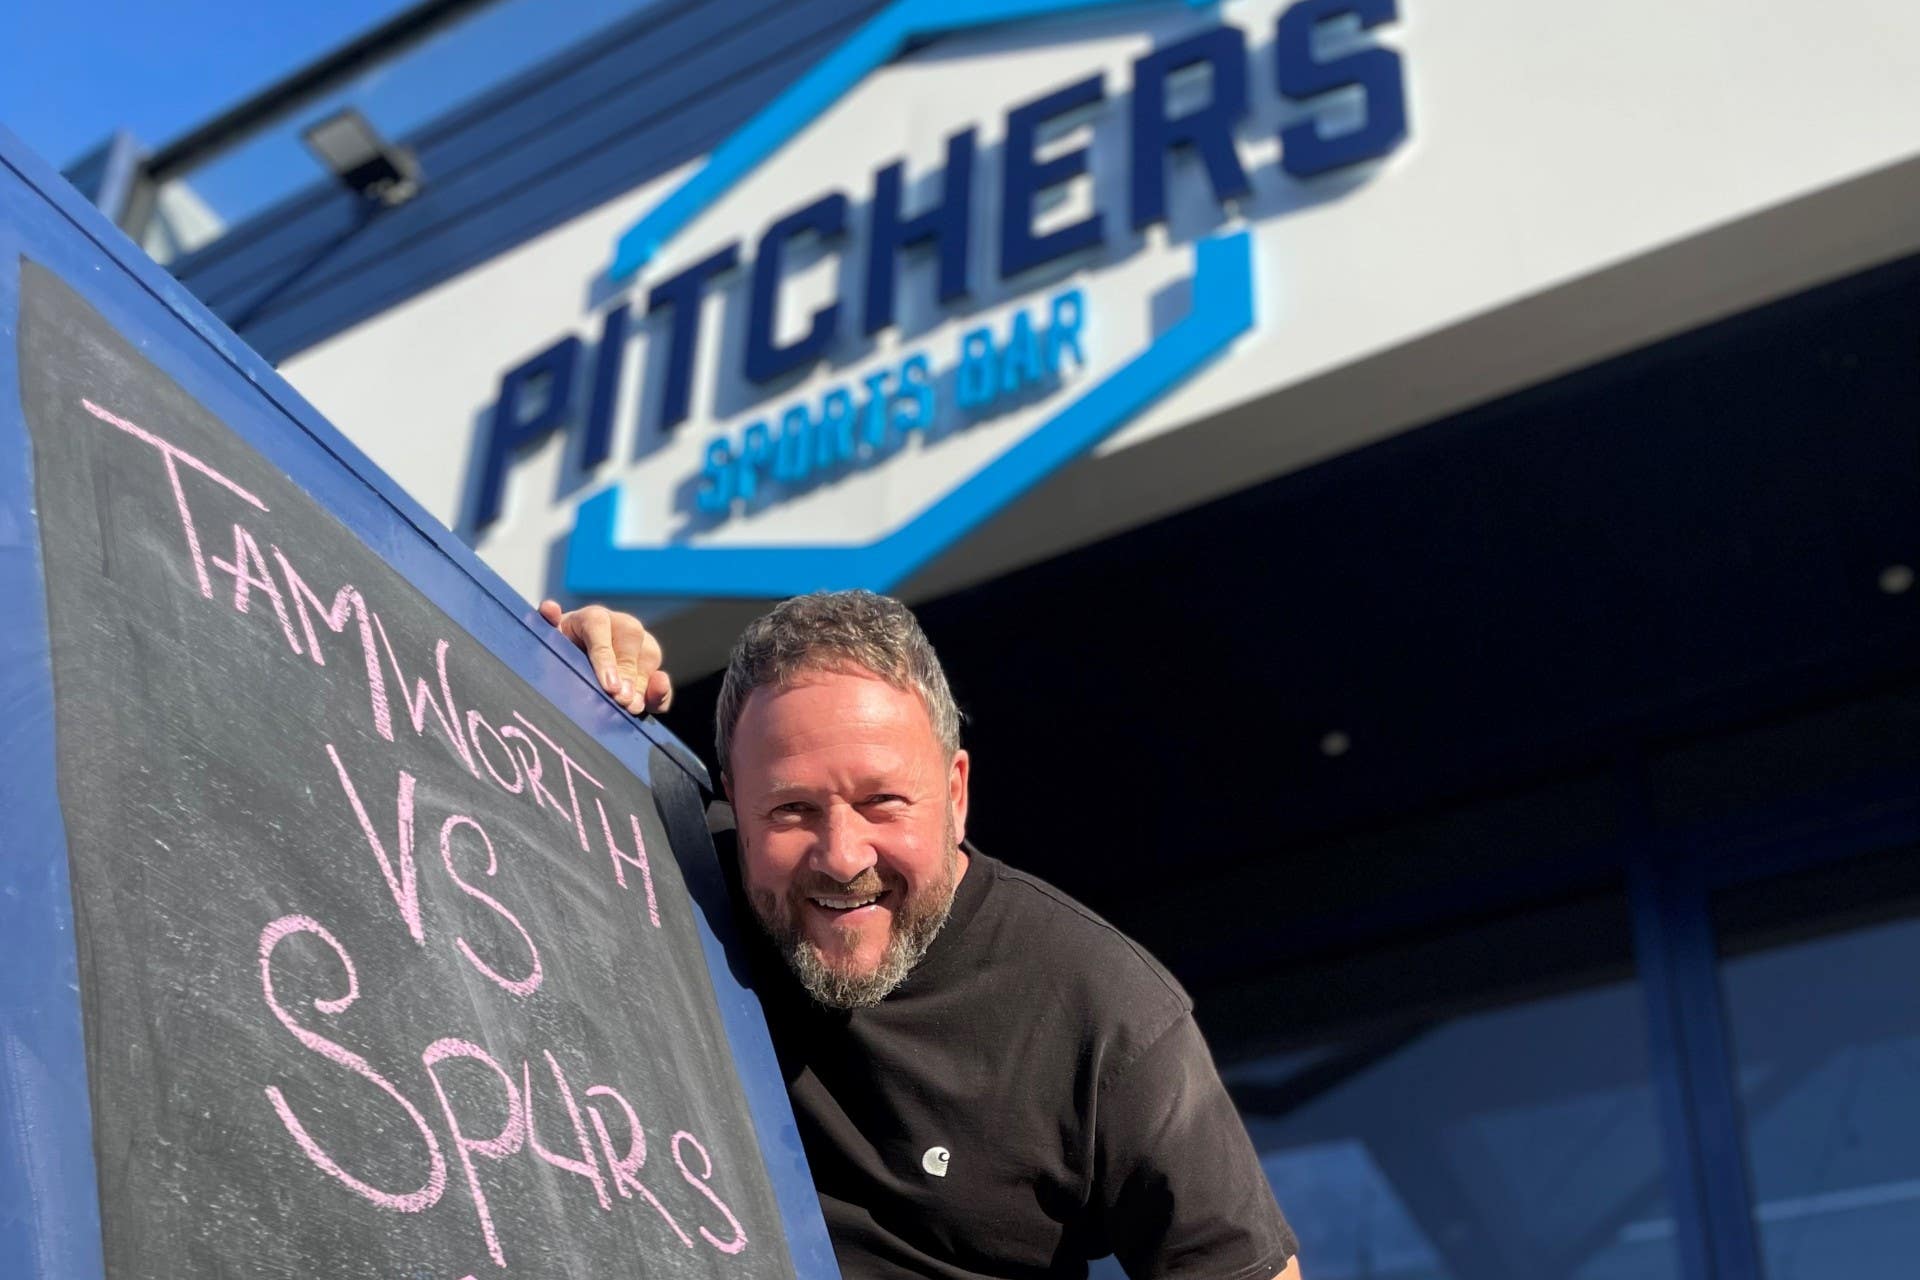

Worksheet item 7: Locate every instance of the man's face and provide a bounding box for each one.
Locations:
[726,668,969,1008]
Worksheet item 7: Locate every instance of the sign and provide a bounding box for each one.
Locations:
[469,0,1409,598]
[0,135,833,1278]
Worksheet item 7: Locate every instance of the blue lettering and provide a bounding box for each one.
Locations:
[956,328,999,409]
[999,74,1107,280]
[896,354,936,432]
[860,369,893,452]
[646,242,739,430]
[773,405,814,483]
[688,288,1088,521]
[1000,310,1044,396]
[866,128,975,335]
[1275,0,1408,178]
[477,334,581,529]
[746,192,848,384]
[1130,25,1253,230]
[1046,289,1086,373]
[582,302,628,470]
[696,438,735,513]
[818,388,857,469]
[546,16,1422,491]
[737,421,773,503]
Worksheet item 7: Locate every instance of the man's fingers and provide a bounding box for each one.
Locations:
[565,605,620,694]
[541,600,621,697]
[609,613,662,678]
[608,613,665,717]
[542,602,668,717]
[643,669,673,715]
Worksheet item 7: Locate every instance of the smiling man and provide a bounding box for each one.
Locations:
[704,590,1299,1280]
[717,601,968,1014]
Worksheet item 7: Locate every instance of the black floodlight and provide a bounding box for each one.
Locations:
[301,107,421,206]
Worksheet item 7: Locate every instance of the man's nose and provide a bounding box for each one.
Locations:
[811,804,877,883]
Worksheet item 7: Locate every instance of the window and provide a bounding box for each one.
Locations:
[1230,978,1681,1280]
[1215,894,1684,1280]
[1716,848,1920,1280]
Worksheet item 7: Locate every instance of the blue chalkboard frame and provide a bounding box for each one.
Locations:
[0,128,836,1280]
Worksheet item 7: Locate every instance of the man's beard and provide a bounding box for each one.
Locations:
[747,815,961,1010]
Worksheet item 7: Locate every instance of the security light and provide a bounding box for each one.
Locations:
[301,107,421,206]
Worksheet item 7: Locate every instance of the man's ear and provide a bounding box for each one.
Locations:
[947,749,970,846]
[721,771,732,802]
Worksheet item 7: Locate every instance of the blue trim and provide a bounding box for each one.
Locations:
[607,0,1208,281]
[648,760,839,1280]
[95,133,145,227]
[62,130,144,225]
[0,123,833,1271]
[0,159,109,1280]
[568,228,1254,597]
[1629,854,1765,1280]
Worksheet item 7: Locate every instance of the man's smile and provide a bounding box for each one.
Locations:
[807,891,886,912]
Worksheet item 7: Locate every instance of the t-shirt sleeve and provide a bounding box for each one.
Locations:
[1092,1014,1298,1280]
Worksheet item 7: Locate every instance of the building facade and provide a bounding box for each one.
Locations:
[77,1,1920,1276]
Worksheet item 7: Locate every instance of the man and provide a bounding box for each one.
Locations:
[544,593,1298,1280]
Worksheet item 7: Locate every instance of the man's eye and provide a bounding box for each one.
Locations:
[770,802,814,820]
[862,794,907,808]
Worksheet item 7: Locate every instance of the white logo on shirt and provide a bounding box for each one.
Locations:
[921,1146,951,1177]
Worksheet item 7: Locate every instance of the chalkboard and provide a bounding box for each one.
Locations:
[0,137,833,1279]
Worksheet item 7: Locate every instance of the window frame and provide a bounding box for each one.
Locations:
[1625,768,1920,1280]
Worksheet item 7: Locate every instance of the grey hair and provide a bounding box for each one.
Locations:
[715,590,962,773]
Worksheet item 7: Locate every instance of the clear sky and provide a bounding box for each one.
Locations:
[4,1,422,169]
[3,0,653,229]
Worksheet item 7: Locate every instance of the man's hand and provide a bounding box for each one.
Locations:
[538,600,672,716]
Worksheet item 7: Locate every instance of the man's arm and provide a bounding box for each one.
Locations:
[538,600,671,716]
[1095,1015,1298,1280]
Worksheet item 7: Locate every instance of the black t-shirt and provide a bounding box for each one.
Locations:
[734,839,1297,1280]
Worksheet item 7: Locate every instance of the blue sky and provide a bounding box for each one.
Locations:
[4,1,421,168]
[3,0,654,226]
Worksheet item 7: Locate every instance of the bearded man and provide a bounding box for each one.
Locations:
[547,591,1299,1280]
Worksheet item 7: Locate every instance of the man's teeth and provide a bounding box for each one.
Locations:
[809,893,881,910]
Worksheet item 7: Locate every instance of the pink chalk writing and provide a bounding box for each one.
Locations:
[422,1038,527,1269]
[96,383,735,1270]
[271,549,395,741]
[509,712,604,853]
[497,724,568,823]
[438,815,542,998]
[95,400,675,916]
[258,915,448,1213]
[594,798,660,927]
[211,523,305,654]
[673,1131,748,1255]
[523,1051,611,1212]
[466,711,526,795]
[585,1085,692,1248]
[326,744,425,946]
[253,918,742,1266]
[81,398,266,598]
[374,617,479,780]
